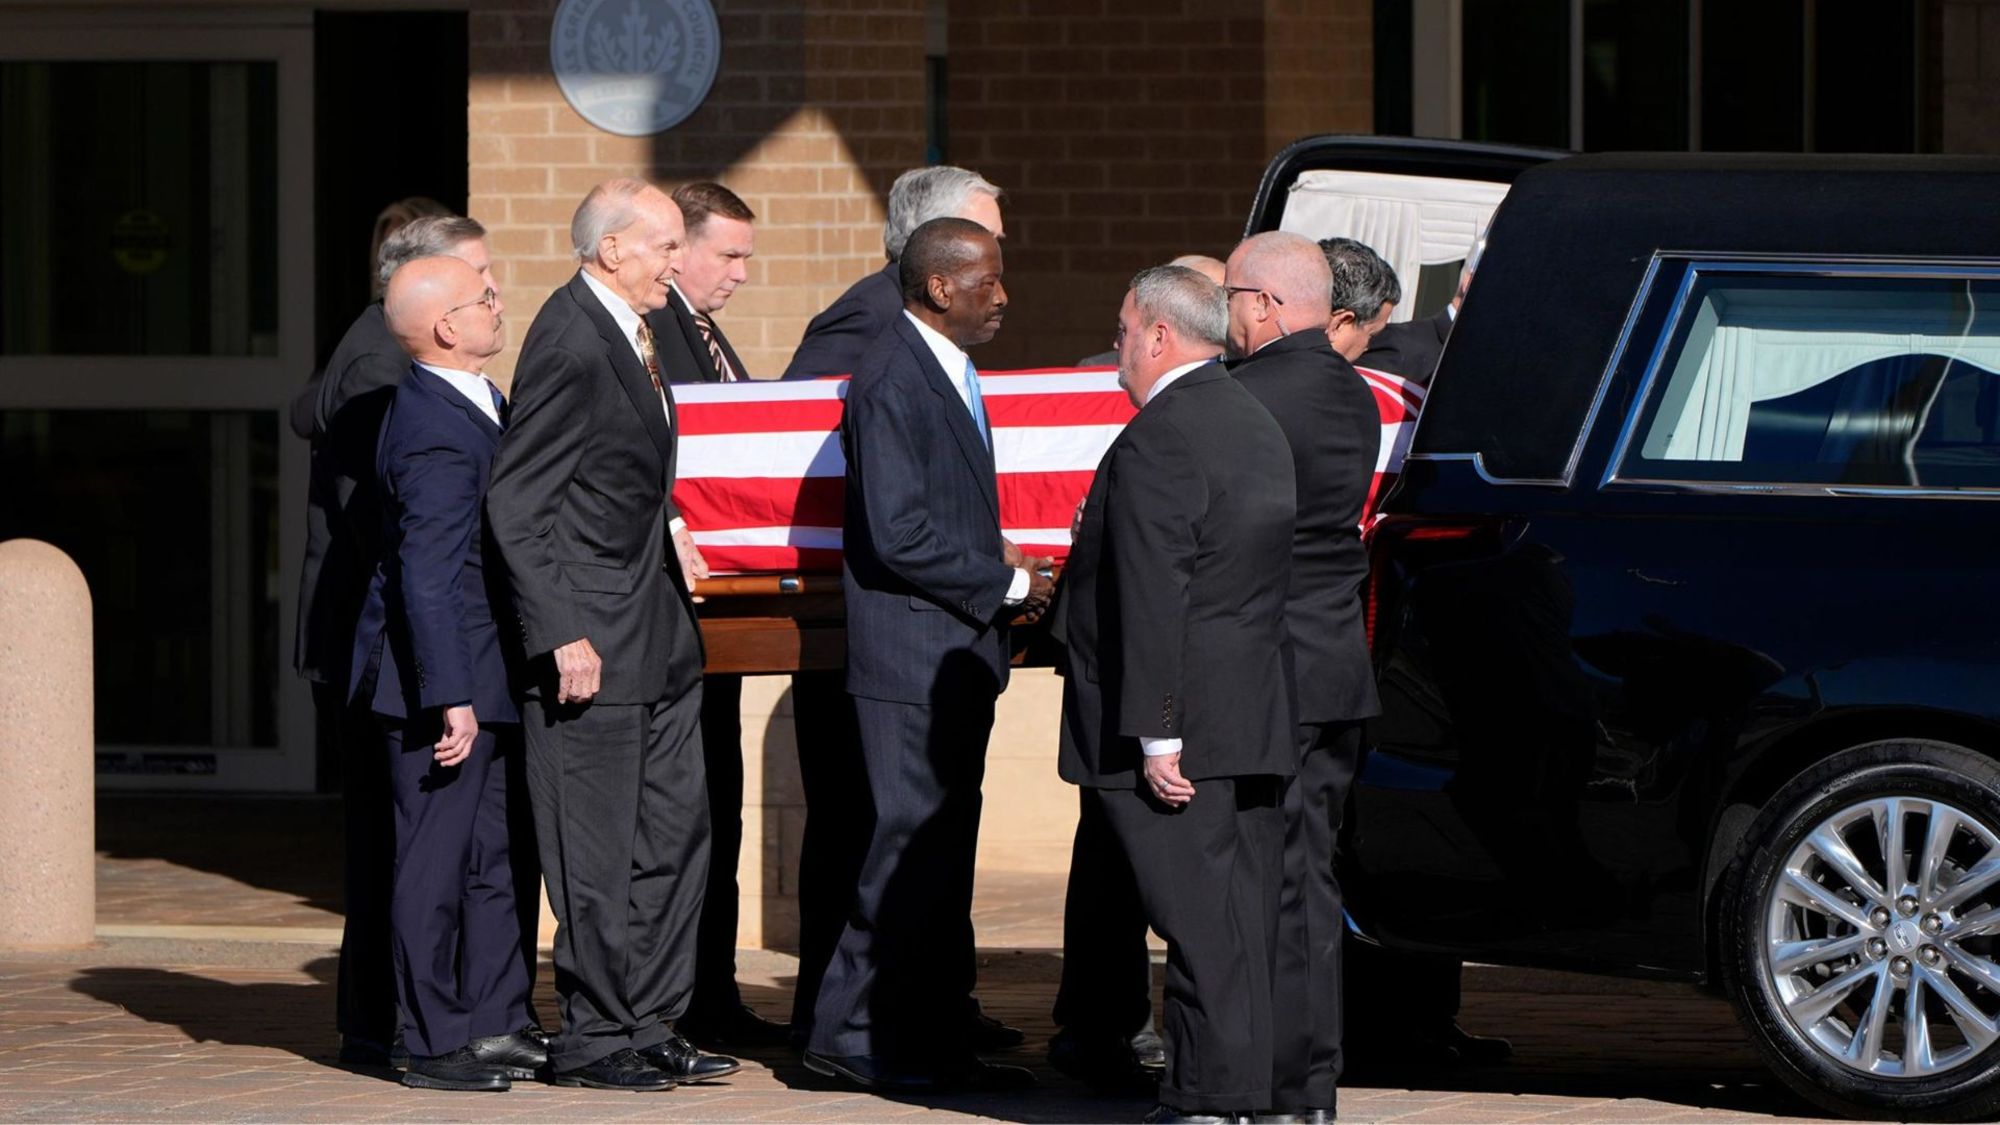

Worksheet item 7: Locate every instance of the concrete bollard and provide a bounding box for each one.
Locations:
[0,539,95,949]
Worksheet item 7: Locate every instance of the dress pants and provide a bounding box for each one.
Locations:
[809,690,994,1065]
[324,680,396,1049]
[522,686,711,1072]
[787,670,871,1036]
[1095,776,1285,1115]
[1271,722,1363,1112]
[383,719,533,1058]
[690,672,747,1022]
[1051,788,1154,1040]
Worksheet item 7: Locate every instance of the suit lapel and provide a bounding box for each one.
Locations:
[665,295,721,383]
[893,315,999,520]
[568,274,674,475]
[409,364,503,445]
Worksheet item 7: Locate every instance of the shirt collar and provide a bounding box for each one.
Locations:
[903,309,973,386]
[414,361,502,426]
[670,280,698,319]
[1145,359,1209,405]
[580,267,645,352]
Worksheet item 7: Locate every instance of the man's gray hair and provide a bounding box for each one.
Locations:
[1130,264,1227,348]
[571,177,656,263]
[377,214,486,289]
[1319,237,1402,323]
[884,165,1002,263]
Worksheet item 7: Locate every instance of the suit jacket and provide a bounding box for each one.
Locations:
[486,272,703,705]
[1053,362,1299,787]
[349,365,517,723]
[293,303,408,685]
[782,263,900,379]
[1358,307,1452,386]
[840,313,1017,705]
[1230,331,1383,726]
[645,289,750,385]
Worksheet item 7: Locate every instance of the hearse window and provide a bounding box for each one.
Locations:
[1620,273,2000,489]
[1279,170,1505,321]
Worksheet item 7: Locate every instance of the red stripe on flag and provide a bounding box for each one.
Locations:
[674,476,843,532]
[699,545,844,574]
[985,392,1137,428]
[677,399,846,436]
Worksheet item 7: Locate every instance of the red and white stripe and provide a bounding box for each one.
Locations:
[673,364,1425,574]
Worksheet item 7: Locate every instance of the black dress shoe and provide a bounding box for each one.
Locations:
[521,1023,550,1051]
[1143,1106,1244,1124]
[938,1057,1036,1091]
[468,1029,548,1080]
[968,1009,1025,1050]
[639,1035,742,1082]
[1048,1029,1160,1094]
[1130,1026,1167,1070]
[1249,1110,1333,1123]
[801,1050,940,1092]
[677,1004,792,1048]
[548,1047,675,1090]
[400,1046,511,1091]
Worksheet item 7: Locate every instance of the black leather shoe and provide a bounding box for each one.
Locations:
[968,1009,1025,1050]
[639,1035,742,1082]
[939,1057,1036,1091]
[1250,1110,1333,1123]
[801,1050,940,1092]
[521,1023,550,1051]
[1048,1029,1159,1094]
[400,1046,511,1091]
[467,1029,548,1080]
[548,1047,675,1090]
[1143,1106,1245,1124]
[1130,1026,1167,1070]
[677,1004,792,1048]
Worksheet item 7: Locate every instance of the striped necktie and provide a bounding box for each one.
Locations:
[634,323,672,423]
[695,313,737,382]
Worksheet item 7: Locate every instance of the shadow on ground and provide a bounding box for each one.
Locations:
[96,793,345,915]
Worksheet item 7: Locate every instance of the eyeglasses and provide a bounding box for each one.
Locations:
[444,288,498,318]
[1224,285,1283,306]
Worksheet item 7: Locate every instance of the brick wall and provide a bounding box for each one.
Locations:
[946,0,1373,369]
[468,0,928,387]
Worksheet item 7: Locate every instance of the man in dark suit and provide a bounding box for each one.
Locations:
[802,218,1052,1093]
[1356,237,1483,385]
[486,178,736,1092]
[292,214,510,1067]
[637,181,789,1049]
[348,255,542,1091]
[1225,232,1383,1122]
[781,165,1004,379]
[1053,263,1298,1124]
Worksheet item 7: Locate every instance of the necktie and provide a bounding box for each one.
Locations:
[635,323,672,423]
[963,358,991,449]
[484,378,506,428]
[696,313,737,382]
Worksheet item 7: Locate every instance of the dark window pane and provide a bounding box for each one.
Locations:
[1701,1,1805,150]
[1814,3,1916,152]
[1462,0,1571,148]
[1623,273,2000,488]
[0,410,280,747]
[1374,0,1414,136]
[1582,0,1689,150]
[0,62,279,356]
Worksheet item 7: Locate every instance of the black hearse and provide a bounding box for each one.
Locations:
[1279,149,2000,1120]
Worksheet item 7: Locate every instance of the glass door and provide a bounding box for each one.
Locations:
[0,13,313,789]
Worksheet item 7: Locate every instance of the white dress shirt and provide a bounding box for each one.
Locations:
[899,311,1030,604]
[1136,357,1213,759]
[415,361,504,427]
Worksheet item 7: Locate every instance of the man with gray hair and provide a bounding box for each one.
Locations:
[292,211,502,1070]
[487,178,734,1091]
[1053,264,1297,1122]
[782,164,1004,379]
[1318,236,1401,363]
[1226,230,1382,1123]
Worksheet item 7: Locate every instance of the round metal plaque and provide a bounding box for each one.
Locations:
[550,0,721,137]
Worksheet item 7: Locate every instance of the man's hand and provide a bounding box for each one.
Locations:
[436,705,478,767]
[1020,563,1056,619]
[1142,751,1196,807]
[1070,497,1087,542]
[672,523,709,599]
[552,636,602,705]
[1003,538,1025,569]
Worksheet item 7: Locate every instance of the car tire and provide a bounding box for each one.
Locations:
[1721,739,2000,1121]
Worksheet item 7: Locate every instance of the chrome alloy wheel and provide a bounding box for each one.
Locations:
[1765,796,2000,1079]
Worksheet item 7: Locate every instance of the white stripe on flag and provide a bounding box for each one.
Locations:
[1001,527,1075,546]
[674,379,847,403]
[690,525,844,548]
[980,371,1128,396]
[680,430,846,478]
[992,424,1127,473]
[1377,420,1415,473]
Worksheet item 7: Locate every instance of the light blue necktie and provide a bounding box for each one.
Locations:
[963,358,991,449]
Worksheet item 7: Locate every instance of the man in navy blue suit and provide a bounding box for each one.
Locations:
[802,218,1051,1093]
[350,256,542,1091]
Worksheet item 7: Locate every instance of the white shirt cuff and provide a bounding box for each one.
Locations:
[1140,737,1183,757]
[1003,567,1030,605]
[669,516,687,536]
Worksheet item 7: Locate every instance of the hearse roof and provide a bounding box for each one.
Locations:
[1412,151,2000,482]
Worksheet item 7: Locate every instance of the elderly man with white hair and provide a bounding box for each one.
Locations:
[486,178,735,1092]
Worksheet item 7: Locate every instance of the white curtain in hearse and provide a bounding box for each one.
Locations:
[1278,169,1507,322]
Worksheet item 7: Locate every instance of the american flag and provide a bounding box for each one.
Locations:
[673,364,1426,574]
